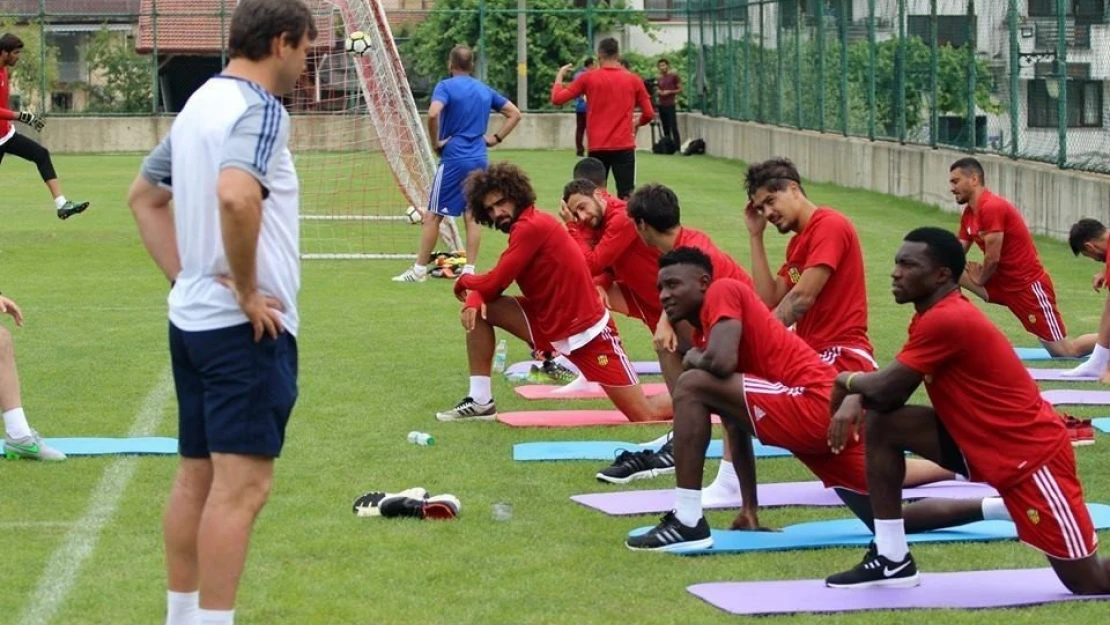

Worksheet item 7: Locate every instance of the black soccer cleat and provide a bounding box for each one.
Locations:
[352,487,428,517]
[825,549,920,589]
[57,201,89,220]
[597,449,660,484]
[378,494,460,520]
[626,511,713,552]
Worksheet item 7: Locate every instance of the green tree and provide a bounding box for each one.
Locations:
[0,18,59,113]
[83,28,153,113]
[403,0,651,110]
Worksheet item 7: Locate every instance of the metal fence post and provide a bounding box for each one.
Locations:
[794,0,801,127]
[38,0,45,113]
[219,0,227,68]
[930,0,938,147]
[1008,0,1019,158]
[479,0,487,82]
[152,0,159,113]
[966,0,977,152]
[839,0,848,136]
[1056,0,1067,168]
[775,1,783,124]
[817,1,826,132]
[868,0,876,140]
[897,0,907,143]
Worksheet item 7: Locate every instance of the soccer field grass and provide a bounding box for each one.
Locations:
[1,150,1108,624]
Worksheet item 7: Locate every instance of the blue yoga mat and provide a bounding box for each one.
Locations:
[1014,347,1081,361]
[1094,418,1110,434]
[15,437,179,457]
[512,439,791,461]
[628,503,1110,555]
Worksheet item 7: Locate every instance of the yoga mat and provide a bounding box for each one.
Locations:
[573,480,999,516]
[628,503,1110,555]
[1042,389,1110,406]
[514,439,790,462]
[1093,418,1110,433]
[513,382,669,400]
[1028,368,1099,382]
[1014,347,1081,361]
[498,410,707,428]
[9,437,179,457]
[505,360,662,376]
[688,568,1109,616]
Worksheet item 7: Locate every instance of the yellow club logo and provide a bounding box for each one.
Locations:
[788,267,801,284]
[597,355,608,367]
[1027,508,1040,525]
[1029,314,1037,324]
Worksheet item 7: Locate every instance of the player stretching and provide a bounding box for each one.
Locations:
[436,162,671,425]
[0,34,88,219]
[551,37,654,199]
[823,227,1110,592]
[393,45,521,283]
[626,248,1002,552]
[950,157,1094,358]
[0,293,65,460]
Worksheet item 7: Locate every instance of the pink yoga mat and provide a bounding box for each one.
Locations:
[688,568,1109,616]
[512,383,669,400]
[497,410,719,428]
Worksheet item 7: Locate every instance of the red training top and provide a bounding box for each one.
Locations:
[0,66,15,139]
[551,66,655,152]
[958,190,1046,291]
[568,195,661,314]
[674,226,755,289]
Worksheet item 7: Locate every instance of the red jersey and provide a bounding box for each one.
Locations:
[568,196,661,311]
[958,190,1046,291]
[777,208,872,354]
[896,290,1068,489]
[692,279,835,389]
[674,227,755,289]
[456,206,604,342]
[551,66,655,151]
[0,66,13,140]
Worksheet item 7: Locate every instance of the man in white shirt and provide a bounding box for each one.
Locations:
[127,2,315,624]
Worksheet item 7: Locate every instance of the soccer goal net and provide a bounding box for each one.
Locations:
[290,0,461,260]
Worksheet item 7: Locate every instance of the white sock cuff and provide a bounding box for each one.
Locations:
[167,590,199,604]
[674,487,703,527]
[54,195,67,209]
[874,518,909,561]
[197,608,235,625]
[2,407,31,439]
[981,497,1011,521]
[1094,344,1110,363]
[468,376,492,404]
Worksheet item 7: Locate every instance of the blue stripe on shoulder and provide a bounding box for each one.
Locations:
[243,83,280,176]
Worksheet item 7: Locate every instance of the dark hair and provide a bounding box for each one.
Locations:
[627,183,681,232]
[619,59,631,69]
[563,178,598,202]
[572,157,606,187]
[658,58,669,66]
[1068,218,1106,256]
[745,157,804,198]
[658,246,714,278]
[228,0,317,62]
[465,162,537,228]
[903,227,966,282]
[598,37,619,59]
[949,157,985,184]
[450,45,474,72]
[584,57,595,67]
[0,33,24,53]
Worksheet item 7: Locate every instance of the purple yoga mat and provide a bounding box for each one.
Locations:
[688,568,1109,616]
[571,480,999,516]
[1028,368,1098,382]
[1042,389,1110,405]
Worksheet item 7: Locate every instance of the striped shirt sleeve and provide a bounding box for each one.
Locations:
[219,96,284,197]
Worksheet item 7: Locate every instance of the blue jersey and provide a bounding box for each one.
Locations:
[431,75,509,162]
[573,70,588,113]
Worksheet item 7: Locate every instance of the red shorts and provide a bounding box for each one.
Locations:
[1001,447,1098,560]
[616,281,662,332]
[741,375,867,493]
[986,275,1067,343]
[514,297,639,388]
[818,346,879,374]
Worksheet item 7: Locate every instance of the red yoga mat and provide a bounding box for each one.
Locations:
[512,383,669,400]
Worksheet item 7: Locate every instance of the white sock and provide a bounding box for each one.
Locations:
[413,264,427,276]
[641,430,673,448]
[3,407,32,440]
[469,376,492,404]
[709,460,739,492]
[54,195,67,210]
[674,487,703,528]
[1092,344,1110,366]
[462,264,475,275]
[1065,345,1107,376]
[197,609,234,625]
[981,497,1012,521]
[953,473,969,482]
[874,518,909,561]
[166,591,199,625]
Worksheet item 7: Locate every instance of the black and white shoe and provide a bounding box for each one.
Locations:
[596,449,659,484]
[436,397,497,422]
[352,487,428,517]
[651,440,675,475]
[625,511,713,552]
[825,549,920,588]
[379,494,461,520]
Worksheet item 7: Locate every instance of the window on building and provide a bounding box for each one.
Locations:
[1028,0,1105,20]
[1027,79,1104,128]
[645,0,688,21]
[906,15,977,47]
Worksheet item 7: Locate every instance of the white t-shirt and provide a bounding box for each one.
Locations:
[141,75,301,336]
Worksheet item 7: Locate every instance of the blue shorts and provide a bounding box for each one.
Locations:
[430,158,487,217]
[169,322,299,458]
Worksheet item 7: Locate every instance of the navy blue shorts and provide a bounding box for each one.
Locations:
[169,322,298,458]
[430,157,487,217]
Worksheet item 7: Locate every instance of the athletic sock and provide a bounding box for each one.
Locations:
[1092,344,1110,366]
[641,430,673,448]
[468,376,492,404]
[2,407,32,440]
[165,591,199,625]
[712,460,738,489]
[874,518,909,561]
[413,264,427,277]
[674,487,703,528]
[953,473,969,482]
[197,608,234,625]
[54,195,67,210]
[461,264,475,275]
[981,497,1012,521]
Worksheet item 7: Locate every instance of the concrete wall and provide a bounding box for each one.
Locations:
[683,113,1110,238]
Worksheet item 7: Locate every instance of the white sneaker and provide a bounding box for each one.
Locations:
[4,430,67,461]
[352,487,428,517]
[436,397,497,422]
[392,267,426,283]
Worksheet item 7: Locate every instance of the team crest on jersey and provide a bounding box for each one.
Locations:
[1028,314,1037,324]
[923,374,934,384]
[1027,508,1040,525]
[788,267,801,284]
[597,355,608,367]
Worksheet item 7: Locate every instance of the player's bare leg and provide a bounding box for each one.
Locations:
[463,210,481,273]
[1047,553,1110,595]
[1041,334,1098,359]
[0,325,65,460]
[163,457,212,623]
[393,212,443,283]
[903,458,958,486]
[603,385,672,422]
[959,272,988,301]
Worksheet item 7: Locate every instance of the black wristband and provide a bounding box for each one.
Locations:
[494,134,502,144]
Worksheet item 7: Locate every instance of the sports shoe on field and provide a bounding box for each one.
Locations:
[391,267,426,283]
[352,487,428,517]
[379,494,461,520]
[540,359,578,384]
[625,511,712,552]
[825,550,920,589]
[4,430,67,461]
[57,201,89,220]
[1063,414,1096,447]
[597,449,660,484]
[436,397,497,422]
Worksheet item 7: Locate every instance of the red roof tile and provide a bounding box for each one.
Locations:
[0,0,139,19]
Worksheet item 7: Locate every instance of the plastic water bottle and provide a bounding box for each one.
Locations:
[407,431,435,446]
[492,339,508,373]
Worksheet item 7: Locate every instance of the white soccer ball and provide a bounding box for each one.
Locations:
[345,31,372,56]
[405,206,422,224]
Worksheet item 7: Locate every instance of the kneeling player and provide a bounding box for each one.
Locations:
[1,294,65,460]
[824,228,1110,592]
[626,248,997,552]
[436,162,672,425]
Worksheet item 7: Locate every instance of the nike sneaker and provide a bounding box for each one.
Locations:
[4,431,66,461]
[825,549,920,588]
